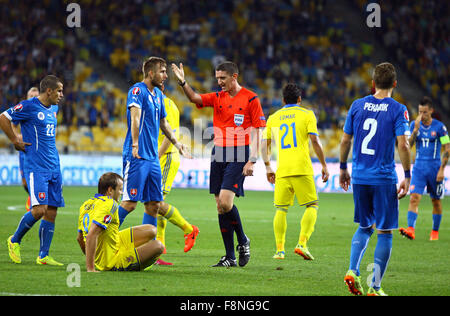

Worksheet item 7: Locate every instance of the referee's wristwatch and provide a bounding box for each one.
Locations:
[249,157,257,164]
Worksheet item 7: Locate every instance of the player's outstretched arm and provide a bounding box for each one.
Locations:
[339,132,353,191]
[160,118,191,158]
[310,134,329,182]
[171,63,203,105]
[396,134,411,199]
[158,136,172,159]
[0,113,31,151]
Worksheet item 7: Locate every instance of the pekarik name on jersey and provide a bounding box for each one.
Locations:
[363,102,389,112]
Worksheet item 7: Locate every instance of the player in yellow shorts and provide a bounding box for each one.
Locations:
[76,172,163,272]
[262,83,329,260]
[156,89,199,265]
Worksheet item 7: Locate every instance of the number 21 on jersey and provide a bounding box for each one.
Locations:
[280,122,297,149]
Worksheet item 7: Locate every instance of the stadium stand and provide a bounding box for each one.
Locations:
[1,0,447,159]
[352,0,449,114]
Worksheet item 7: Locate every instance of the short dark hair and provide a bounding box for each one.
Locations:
[142,56,166,78]
[282,83,302,104]
[419,96,433,108]
[98,172,123,195]
[372,62,396,89]
[40,75,62,93]
[216,61,239,76]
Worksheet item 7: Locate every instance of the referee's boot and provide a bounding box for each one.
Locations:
[236,238,251,267]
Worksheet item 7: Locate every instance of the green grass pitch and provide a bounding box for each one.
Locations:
[0,186,449,296]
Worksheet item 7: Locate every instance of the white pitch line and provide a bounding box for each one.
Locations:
[0,292,66,296]
[4,205,78,215]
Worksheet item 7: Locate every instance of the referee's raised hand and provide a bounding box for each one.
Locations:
[171,63,185,84]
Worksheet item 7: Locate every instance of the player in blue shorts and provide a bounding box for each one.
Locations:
[339,62,411,296]
[117,57,190,230]
[1,75,65,266]
[399,97,450,241]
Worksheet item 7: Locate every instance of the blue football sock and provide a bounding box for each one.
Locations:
[118,205,129,227]
[349,226,374,276]
[371,233,393,290]
[11,211,38,244]
[432,214,442,231]
[38,220,55,259]
[226,205,247,245]
[218,213,236,260]
[407,211,418,228]
[142,212,157,227]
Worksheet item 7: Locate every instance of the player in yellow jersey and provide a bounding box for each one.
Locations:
[156,85,199,265]
[76,172,163,272]
[261,83,329,260]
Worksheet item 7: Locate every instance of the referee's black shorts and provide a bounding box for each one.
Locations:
[209,145,249,197]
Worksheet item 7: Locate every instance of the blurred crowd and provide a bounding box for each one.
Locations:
[353,0,449,111]
[81,0,375,130]
[0,0,77,124]
[1,0,447,156]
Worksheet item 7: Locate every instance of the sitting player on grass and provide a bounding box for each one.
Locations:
[76,172,163,272]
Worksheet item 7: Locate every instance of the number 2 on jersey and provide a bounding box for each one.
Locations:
[361,118,377,155]
[280,122,297,149]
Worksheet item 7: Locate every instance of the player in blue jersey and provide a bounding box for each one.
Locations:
[339,62,411,296]
[13,87,40,212]
[117,57,190,230]
[1,75,65,266]
[399,97,450,241]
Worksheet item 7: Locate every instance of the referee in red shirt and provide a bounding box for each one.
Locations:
[172,61,266,267]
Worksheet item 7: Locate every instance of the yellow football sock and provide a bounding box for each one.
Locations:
[156,215,167,246]
[299,205,318,247]
[273,208,288,252]
[163,204,193,234]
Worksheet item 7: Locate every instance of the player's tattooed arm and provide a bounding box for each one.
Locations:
[409,114,422,147]
[442,147,450,165]
[409,130,418,147]
[440,143,450,169]
[437,144,449,182]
